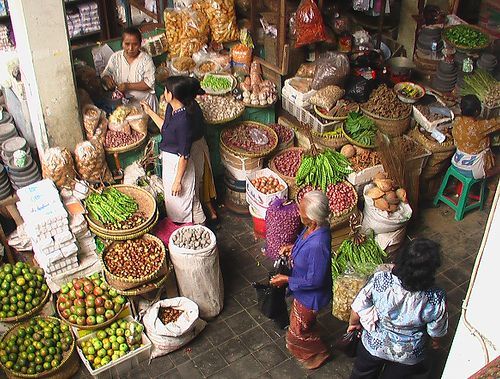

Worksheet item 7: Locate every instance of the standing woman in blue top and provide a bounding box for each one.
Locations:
[141,76,205,224]
[270,191,332,370]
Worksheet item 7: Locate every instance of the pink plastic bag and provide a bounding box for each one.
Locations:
[153,218,193,246]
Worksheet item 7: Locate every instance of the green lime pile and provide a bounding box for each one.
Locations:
[0,262,48,319]
[80,319,144,370]
[0,317,73,375]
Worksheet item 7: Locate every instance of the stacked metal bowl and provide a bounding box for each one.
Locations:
[0,163,13,200]
[2,137,41,190]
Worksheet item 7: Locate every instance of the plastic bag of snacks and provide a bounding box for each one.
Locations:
[332,272,366,322]
[74,139,113,183]
[42,147,76,189]
[164,9,183,57]
[309,85,345,110]
[82,104,102,139]
[295,0,327,48]
[265,199,302,260]
[203,0,239,43]
[311,51,350,90]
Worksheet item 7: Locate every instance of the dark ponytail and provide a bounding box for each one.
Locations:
[164,76,204,115]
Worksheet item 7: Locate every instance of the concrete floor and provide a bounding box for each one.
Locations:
[37,200,489,379]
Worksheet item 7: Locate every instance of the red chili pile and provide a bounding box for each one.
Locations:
[297,182,357,216]
[222,125,277,153]
[269,124,294,145]
[105,130,144,149]
[273,149,303,177]
[251,176,285,195]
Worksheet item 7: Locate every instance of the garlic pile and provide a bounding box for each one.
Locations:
[366,173,408,213]
[240,61,277,106]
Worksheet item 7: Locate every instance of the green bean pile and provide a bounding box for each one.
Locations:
[84,187,138,225]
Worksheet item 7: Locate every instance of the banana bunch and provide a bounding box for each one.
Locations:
[296,148,352,191]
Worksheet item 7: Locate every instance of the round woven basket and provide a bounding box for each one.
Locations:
[203,103,245,125]
[220,121,279,158]
[314,104,360,121]
[0,288,51,323]
[360,107,411,137]
[57,299,125,331]
[102,265,171,296]
[442,24,490,52]
[85,185,157,237]
[341,124,375,149]
[0,316,80,379]
[312,131,348,150]
[104,132,147,154]
[296,181,358,226]
[90,211,158,241]
[268,147,305,199]
[101,234,167,291]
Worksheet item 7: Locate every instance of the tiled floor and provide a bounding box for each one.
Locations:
[71,202,490,378]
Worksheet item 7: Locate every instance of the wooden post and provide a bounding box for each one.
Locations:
[376,0,387,49]
[278,0,286,67]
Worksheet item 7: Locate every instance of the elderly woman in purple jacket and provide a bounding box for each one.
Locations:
[270,191,332,370]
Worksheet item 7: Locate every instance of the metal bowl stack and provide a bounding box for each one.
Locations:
[0,122,18,160]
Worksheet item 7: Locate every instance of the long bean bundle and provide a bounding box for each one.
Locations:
[84,187,138,225]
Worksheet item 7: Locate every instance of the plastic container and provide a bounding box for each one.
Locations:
[283,78,317,107]
[76,316,152,379]
[245,168,288,210]
[281,93,338,133]
[249,205,266,239]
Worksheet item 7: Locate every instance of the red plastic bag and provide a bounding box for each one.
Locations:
[295,0,327,47]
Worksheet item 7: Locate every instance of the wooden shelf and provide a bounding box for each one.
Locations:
[70,30,101,41]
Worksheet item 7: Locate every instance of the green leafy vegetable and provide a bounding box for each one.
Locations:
[201,74,232,92]
[444,25,488,48]
[345,112,377,146]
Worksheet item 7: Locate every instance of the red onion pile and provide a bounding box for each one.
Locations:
[269,124,294,146]
[273,149,304,178]
[265,199,301,260]
[297,182,357,217]
[105,130,144,149]
[222,125,277,153]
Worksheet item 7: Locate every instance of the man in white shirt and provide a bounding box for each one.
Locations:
[101,27,157,111]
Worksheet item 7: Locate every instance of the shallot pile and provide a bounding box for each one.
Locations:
[222,124,277,154]
[105,130,144,149]
[251,176,285,195]
[272,149,303,177]
[268,124,294,146]
[265,199,301,260]
[297,181,357,217]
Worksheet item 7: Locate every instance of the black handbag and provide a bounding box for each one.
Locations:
[334,330,361,357]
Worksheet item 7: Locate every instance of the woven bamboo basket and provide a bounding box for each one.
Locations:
[102,264,171,296]
[0,288,51,323]
[220,121,278,158]
[0,317,80,379]
[360,107,411,137]
[203,103,245,125]
[90,211,158,241]
[85,184,157,237]
[104,131,147,154]
[101,234,167,291]
[57,300,125,331]
[313,104,360,121]
[342,124,375,149]
[268,147,305,199]
[312,132,348,150]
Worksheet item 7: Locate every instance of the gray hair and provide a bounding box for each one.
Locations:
[302,191,330,226]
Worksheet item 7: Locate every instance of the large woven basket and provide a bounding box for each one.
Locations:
[268,147,305,199]
[56,300,125,331]
[102,264,172,296]
[361,107,411,137]
[85,184,157,238]
[104,131,147,154]
[101,234,168,291]
[91,210,158,241]
[0,317,80,379]
[0,288,51,323]
[312,131,348,150]
[220,121,278,158]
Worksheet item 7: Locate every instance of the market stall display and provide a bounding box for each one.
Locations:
[432,61,458,93]
[460,69,500,109]
[342,145,383,186]
[0,316,79,378]
[268,123,294,150]
[0,262,50,322]
[264,199,301,260]
[240,62,277,107]
[203,0,239,43]
[342,112,377,148]
[361,84,412,136]
[313,100,360,121]
[0,163,12,200]
[74,140,113,183]
[200,73,236,95]
[442,24,490,51]
[394,82,426,104]
[220,122,278,157]
[268,147,305,198]
[197,94,245,124]
[102,234,167,291]
[84,185,157,240]
[57,273,126,329]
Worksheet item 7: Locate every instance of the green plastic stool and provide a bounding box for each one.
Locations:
[433,165,486,221]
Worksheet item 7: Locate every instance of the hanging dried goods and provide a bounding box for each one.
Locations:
[104,238,164,279]
[172,226,213,250]
[363,84,411,119]
[158,307,183,324]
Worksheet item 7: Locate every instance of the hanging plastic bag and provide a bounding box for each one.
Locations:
[332,271,366,322]
[311,51,350,90]
[295,0,327,48]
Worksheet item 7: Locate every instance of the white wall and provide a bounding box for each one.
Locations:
[442,184,500,378]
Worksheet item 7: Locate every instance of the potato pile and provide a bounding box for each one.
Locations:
[366,173,407,213]
[172,227,212,250]
[251,176,285,195]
